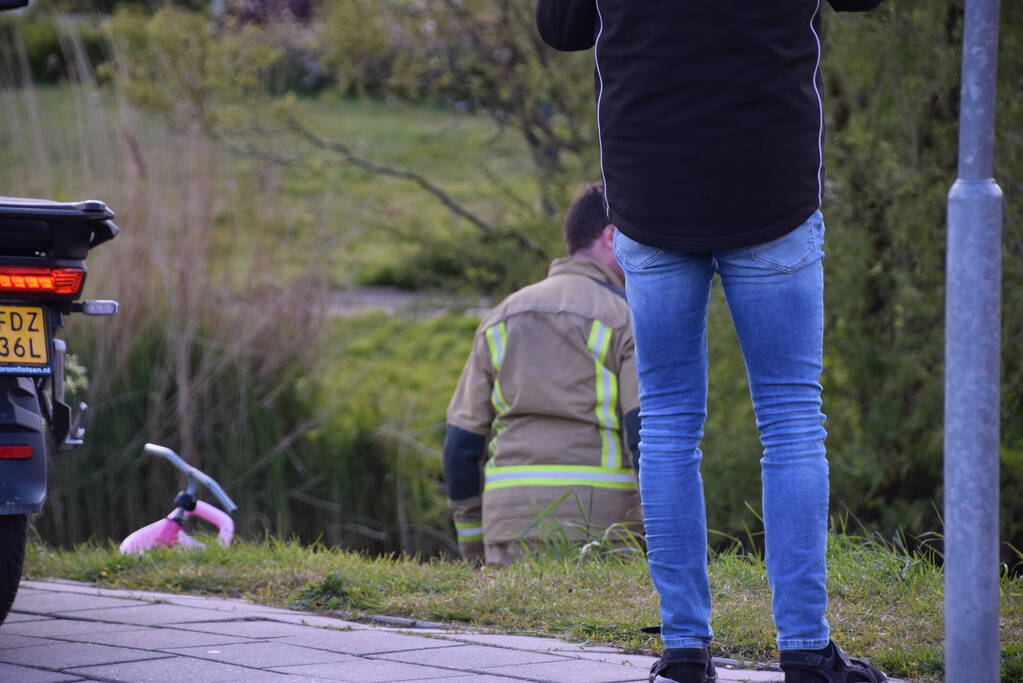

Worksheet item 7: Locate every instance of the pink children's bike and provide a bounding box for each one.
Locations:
[119,443,238,554]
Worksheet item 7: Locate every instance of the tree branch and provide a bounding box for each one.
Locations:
[283,118,547,259]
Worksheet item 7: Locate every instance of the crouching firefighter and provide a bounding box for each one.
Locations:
[443,183,643,565]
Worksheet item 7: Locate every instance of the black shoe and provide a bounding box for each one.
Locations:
[649,647,717,683]
[780,641,887,683]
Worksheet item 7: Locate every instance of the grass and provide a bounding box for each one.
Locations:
[24,533,1023,682]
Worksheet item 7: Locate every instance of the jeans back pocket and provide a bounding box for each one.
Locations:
[614,230,668,271]
[747,211,825,273]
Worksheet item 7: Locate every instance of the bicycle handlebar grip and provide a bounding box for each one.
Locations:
[143,443,191,473]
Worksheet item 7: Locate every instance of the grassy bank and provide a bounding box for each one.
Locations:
[25,534,1023,682]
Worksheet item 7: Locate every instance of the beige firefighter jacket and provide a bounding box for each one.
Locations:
[445,257,642,559]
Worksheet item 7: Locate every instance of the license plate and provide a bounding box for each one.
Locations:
[0,305,50,375]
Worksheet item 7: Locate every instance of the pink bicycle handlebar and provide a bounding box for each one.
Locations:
[119,500,234,555]
[188,500,234,546]
[118,518,180,554]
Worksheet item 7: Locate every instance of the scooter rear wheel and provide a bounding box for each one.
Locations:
[0,514,28,625]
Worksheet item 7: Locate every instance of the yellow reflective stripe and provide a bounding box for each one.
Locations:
[485,322,507,370]
[488,417,506,456]
[485,322,509,461]
[486,478,636,491]
[587,320,621,469]
[484,464,637,491]
[492,379,510,414]
[455,521,483,542]
[487,464,634,474]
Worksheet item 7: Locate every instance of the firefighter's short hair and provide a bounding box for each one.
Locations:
[563,182,610,255]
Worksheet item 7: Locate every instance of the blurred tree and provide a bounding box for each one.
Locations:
[321,0,389,98]
[380,0,597,215]
[228,0,314,24]
[51,0,207,13]
[105,7,281,131]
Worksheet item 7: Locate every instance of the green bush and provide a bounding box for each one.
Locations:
[0,16,109,83]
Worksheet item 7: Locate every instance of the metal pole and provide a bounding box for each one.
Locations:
[945,0,1003,681]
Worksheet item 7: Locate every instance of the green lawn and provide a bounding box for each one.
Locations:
[25,534,1023,682]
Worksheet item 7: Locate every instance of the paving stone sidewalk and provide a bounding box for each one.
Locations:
[0,580,789,683]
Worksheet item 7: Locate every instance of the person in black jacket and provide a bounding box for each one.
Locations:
[537,3,887,683]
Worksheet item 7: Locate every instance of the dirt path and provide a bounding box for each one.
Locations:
[325,286,490,318]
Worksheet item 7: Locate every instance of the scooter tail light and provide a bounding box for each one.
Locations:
[0,267,85,296]
[0,445,32,459]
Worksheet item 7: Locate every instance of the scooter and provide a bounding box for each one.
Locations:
[0,197,119,625]
[119,443,238,554]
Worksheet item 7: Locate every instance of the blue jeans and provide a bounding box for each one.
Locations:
[614,212,830,651]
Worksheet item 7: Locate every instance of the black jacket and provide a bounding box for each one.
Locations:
[537,0,882,251]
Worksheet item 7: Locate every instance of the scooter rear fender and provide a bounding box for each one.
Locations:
[0,377,47,515]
